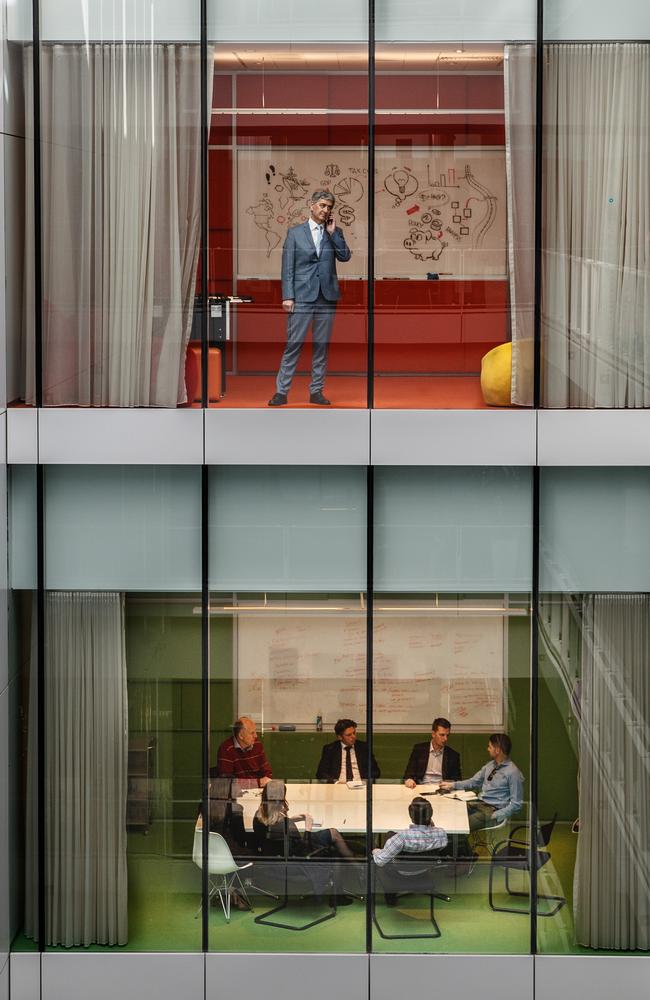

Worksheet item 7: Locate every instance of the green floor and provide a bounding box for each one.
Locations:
[9,823,640,955]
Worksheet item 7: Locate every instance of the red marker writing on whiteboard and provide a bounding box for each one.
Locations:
[406,204,420,215]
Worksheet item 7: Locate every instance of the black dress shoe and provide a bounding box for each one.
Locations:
[268,392,288,406]
[309,391,331,405]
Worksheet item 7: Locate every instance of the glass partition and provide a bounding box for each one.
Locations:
[208,465,367,950]
[206,0,369,410]
[538,468,650,953]
[14,466,204,952]
[371,467,532,952]
[373,1,536,409]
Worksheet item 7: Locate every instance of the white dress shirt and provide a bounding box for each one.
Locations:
[309,217,324,256]
[338,744,361,783]
[422,742,444,783]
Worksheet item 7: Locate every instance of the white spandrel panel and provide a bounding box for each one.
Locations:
[7,409,38,465]
[8,954,40,1000]
[39,409,204,464]
[538,410,650,466]
[207,954,368,1000]
[205,408,370,465]
[535,957,650,1000]
[544,0,650,39]
[371,410,536,466]
[42,954,204,1000]
[370,955,533,1000]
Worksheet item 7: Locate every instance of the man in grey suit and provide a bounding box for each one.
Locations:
[269,190,352,406]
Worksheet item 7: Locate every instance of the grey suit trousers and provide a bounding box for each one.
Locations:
[275,292,337,395]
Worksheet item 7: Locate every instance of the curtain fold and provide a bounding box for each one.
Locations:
[24,43,206,406]
[542,44,650,407]
[504,43,536,406]
[25,592,128,947]
[574,594,650,950]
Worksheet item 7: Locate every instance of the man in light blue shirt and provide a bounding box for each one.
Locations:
[440,733,524,832]
[372,797,448,866]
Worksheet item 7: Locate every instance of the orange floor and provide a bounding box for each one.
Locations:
[207,374,490,409]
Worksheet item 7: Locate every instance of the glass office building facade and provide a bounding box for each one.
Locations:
[1,3,649,1000]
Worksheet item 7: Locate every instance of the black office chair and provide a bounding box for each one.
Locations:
[488,813,566,916]
[372,854,452,940]
[252,781,337,931]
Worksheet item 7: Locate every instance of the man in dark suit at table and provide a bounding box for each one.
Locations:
[316,718,381,783]
[403,717,462,787]
[268,189,352,407]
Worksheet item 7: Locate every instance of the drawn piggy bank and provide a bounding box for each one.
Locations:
[403,226,447,262]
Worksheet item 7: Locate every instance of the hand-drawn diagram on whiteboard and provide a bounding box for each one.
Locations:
[235,612,506,731]
[237,148,506,279]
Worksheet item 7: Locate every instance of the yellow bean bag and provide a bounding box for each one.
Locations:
[480,340,533,407]
[480,342,513,406]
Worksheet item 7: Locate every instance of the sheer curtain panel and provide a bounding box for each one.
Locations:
[25,592,128,947]
[542,44,650,407]
[24,44,204,406]
[505,44,536,406]
[574,594,650,950]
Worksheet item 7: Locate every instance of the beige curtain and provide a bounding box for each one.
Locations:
[504,43,536,406]
[542,44,650,407]
[26,592,128,947]
[23,43,205,406]
[574,594,650,950]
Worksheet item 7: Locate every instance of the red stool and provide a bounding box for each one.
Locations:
[185,342,223,404]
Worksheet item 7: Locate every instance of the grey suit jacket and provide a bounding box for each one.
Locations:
[281,221,351,302]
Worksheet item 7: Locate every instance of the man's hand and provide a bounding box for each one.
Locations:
[259,776,271,788]
[282,299,295,313]
[325,216,336,234]
[439,780,454,791]
[404,778,416,789]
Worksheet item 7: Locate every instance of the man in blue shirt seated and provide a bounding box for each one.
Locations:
[440,732,524,832]
[372,796,448,866]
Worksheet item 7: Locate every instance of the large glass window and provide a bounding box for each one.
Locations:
[371,467,532,952]
[542,5,650,408]
[538,468,650,953]
[206,2,368,410]
[207,466,367,950]
[10,466,203,952]
[26,3,201,408]
[373,4,536,409]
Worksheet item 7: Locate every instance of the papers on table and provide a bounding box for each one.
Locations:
[446,790,477,801]
[346,780,365,790]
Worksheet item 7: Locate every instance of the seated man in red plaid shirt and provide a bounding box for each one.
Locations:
[215,717,272,788]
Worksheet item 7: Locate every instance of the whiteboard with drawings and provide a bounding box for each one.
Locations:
[235,614,506,731]
[236,147,507,280]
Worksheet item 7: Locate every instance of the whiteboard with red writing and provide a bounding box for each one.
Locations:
[235,610,506,731]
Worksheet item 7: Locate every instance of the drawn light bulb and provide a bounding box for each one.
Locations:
[384,169,418,204]
[393,170,409,195]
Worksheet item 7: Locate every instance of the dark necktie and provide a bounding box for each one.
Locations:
[345,746,354,782]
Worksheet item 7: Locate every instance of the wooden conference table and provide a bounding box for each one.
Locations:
[236,782,471,836]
